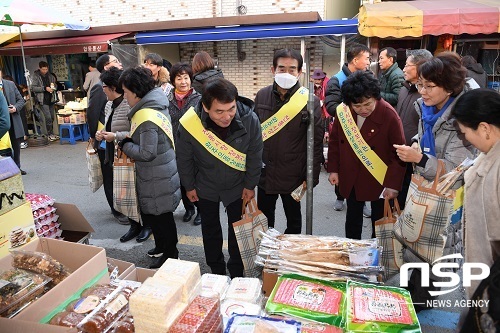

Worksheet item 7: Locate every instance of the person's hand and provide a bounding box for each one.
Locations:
[328,172,339,186]
[95,130,104,141]
[382,188,399,199]
[394,144,423,163]
[187,189,199,203]
[8,105,16,113]
[242,188,255,202]
[102,131,116,143]
[45,87,53,93]
[410,141,420,151]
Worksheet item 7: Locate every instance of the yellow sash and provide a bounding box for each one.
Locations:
[97,121,104,131]
[130,108,175,150]
[261,86,309,141]
[179,107,246,171]
[336,104,388,185]
[0,133,11,151]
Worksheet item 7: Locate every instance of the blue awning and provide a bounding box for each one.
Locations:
[136,19,358,44]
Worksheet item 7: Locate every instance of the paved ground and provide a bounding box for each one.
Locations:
[19,139,465,332]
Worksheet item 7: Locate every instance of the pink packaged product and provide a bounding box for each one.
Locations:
[26,193,55,211]
[169,295,221,333]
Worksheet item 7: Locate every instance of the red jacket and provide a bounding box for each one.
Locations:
[314,77,330,118]
[327,99,406,201]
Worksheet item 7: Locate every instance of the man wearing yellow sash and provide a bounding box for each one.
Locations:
[254,48,324,234]
[176,78,263,278]
[327,71,406,240]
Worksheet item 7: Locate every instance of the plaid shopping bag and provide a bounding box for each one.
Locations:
[393,162,455,264]
[233,198,268,278]
[113,148,141,223]
[86,140,103,193]
[375,199,404,281]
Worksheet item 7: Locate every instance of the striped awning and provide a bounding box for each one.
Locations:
[359,0,500,38]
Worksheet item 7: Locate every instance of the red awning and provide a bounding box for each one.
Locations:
[0,33,130,56]
[359,0,500,38]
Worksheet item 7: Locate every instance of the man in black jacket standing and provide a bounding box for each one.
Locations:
[254,48,324,235]
[176,78,263,278]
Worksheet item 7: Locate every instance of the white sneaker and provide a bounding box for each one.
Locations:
[333,199,345,211]
[20,142,28,149]
[48,134,58,141]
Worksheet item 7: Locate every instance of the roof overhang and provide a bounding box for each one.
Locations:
[0,33,129,56]
[359,0,500,38]
[136,19,359,44]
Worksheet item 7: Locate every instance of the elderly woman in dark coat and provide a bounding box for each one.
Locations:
[118,66,181,268]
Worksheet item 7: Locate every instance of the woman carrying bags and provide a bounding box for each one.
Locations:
[118,66,181,269]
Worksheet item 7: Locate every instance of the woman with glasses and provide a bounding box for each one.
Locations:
[394,51,479,311]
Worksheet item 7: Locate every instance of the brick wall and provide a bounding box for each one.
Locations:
[180,37,324,98]
[11,0,324,31]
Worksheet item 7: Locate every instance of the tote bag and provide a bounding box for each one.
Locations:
[86,140,103,193]
[113,148,141,223]
[375,199,404,281]
[393,161,455,264]
[233,198,268,278]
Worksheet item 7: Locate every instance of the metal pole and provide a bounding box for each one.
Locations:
[305,81,314,235]
[18,25,38,135]
[340,35,346,69]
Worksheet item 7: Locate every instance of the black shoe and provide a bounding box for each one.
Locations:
[120,223,141,242]
[147,247,163,258]
[193,211,201,226]
[136,226,152,243]
[149,255,167,269]
[182,209,195,222]
[20,169,27,175]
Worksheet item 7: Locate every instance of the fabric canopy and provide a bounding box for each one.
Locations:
[0,33,129,56]
[359,0,500,38]
[136,19,358,44]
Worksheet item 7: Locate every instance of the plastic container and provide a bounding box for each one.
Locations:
[11,249,71,285]
[224,278,262,304]
[201,273,231,299]
[0,268,52,318]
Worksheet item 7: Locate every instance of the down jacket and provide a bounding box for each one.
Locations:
[176,96,263,206]
[122,88,181,215]
[413,78,479,182]
[378,62,404,108]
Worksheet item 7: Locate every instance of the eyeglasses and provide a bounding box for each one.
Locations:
[105,58,119,66]
[404,64,416,68]
[102,84,108,88]
[415,82,437,93]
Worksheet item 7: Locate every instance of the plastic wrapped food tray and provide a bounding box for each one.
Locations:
[224,277,262,303]
[11,249,71,285]
[0,268,52,318]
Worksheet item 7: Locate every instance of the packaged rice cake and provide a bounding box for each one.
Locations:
[201,273,231,299]
[155,259,201,303]
[266,274,346,326]
[225,278,262,303]
[345,280,421,332]
[170,295,221,333]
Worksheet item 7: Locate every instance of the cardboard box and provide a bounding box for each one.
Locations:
[107,257,136,280]
[122,266,156,282]
[0,157,26,216]
[0,237,109,322]
[0,202,38,258]
[262,269,279,297]
[57,112,86,125]
[54,203,94,244]
[0,317,77,333]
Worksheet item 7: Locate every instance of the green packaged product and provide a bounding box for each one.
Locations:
[345,280,421,333]
[265,273,346,326]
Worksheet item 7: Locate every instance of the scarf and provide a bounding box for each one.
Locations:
[420,96,455,156]
[175,88,192,109]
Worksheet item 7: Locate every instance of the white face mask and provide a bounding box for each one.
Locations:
[274,72,298,90]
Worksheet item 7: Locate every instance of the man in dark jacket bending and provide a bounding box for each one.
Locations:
[176,78,263,278]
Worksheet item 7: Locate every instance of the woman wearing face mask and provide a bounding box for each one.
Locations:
[254,48,324,235]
